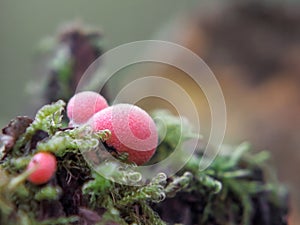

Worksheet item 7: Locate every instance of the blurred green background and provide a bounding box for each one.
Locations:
[0,0,201,127]
[1,1,300,223]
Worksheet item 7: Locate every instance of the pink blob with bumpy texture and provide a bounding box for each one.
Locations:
[67,91,108,126]
[88,104,158,165]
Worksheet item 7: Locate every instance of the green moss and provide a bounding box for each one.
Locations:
[0,101,288,225]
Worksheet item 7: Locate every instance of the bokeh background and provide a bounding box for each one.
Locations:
[1,0,299,224]
[0,0,200,126]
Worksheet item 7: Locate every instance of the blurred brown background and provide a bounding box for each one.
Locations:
[0,0,299,224]
[146,1,300,224]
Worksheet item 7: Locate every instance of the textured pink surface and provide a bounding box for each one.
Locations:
[67,91,108,125]
[88,104,158,165]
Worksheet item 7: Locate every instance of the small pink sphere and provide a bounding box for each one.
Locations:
[27,152,57,185]
[88,104,158,165]
[67,91,108,125]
